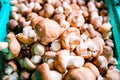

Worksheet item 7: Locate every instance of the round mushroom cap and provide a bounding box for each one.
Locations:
[35,18,62,45]
[64,67,96,80]
[84,62,100,78]
[31,63,51,80]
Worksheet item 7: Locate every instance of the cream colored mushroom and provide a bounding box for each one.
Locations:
[87,1,98,12]
[63,1,73,16]
[44,51,57,69]
[0,42,8,51]
[23,57,36,70]
[54,50,84,73]
[5,32,21,60]
[70,3,80,10]
[31,43,45,55]
[30,16,44,28]
[60,27,81,50]
[35,18,62,45]
[20,70,30,80]
[53,13,70,30]
[94,56,108,75]
[8,61,17,71]
[67,10,85,27]
[27,12,38,20]
[31,55,42,64]
[84,62,100,78]
[64,67,96,80]
[76,37,102,59]
[50,40,61,51]
[44,4,54,18]
[20,3,32,14]
[16,26,36,44]
[11,12,22,20]
[33,2,42,12]
[31,63,52,80]
[105,67,120,80]
[50,70,62,80]
[102,46,113,62]
[98,22,112,38]
[16,33,34,45]
[39,4,54,18]
[54,6,64,14]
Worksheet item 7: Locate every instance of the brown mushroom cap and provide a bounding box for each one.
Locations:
[67,11,85,27]
[7,32,21,60]
[60,27,81,50]
[64,67,96,80]
[16,33,34,45]
[84,62,100,78]
[105,68,120,80]
[35,18,62,45]
[31,63,51,80]
[54,50,70,73]
[92,37,105,57]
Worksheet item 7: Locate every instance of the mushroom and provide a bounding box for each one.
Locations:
[76,37,104,59]
[27,12,38,20]
[8,19,18,30]
[16,26,36,44]
[87,1,97,12]
[35,18,62,45]
[2,72,19,80]
[16,33,34,45]
[4,32,21,60]
[31,16,44,28]
[60,27,81,50]
[44,51,57,69]
[102,46,113,62]
[53,13,70,30]
[80,6,89,18]
[31,55,42,64]
[63,1,73,16]
[20,70,30,80]
[18,16,27,27]
[50,40,61,51]
[67,10,85,27]
[86,24,97,38]
[31,43,45,55]
[8,61,17,71]
[70,3,80,10]
[54,6,64,14]
[94,56,108,75]
[39,4,54,18]
[3,65,19,80]
[64,67,96,80]
[54,50,70,73]
[20,3,32,14]
[84,62,100,78]
[77,0,85,6]
[0,42,8,51]
[23,57,36,70]
[11,12,22,20]
[54,50,84,73]
[33,2,42,12]
[105,67,120,80]
[50,70,62,80]
[98,22,112,38]
[31,63,52,80]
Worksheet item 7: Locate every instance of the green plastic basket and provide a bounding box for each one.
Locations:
[104,0,120,70]
[0,0,119,70]
[0,0,10,41]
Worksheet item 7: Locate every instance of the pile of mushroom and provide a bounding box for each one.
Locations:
[0,0,120,80]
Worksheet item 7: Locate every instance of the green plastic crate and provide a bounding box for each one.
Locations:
[0,0,10,41]
[0,0,120,70]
